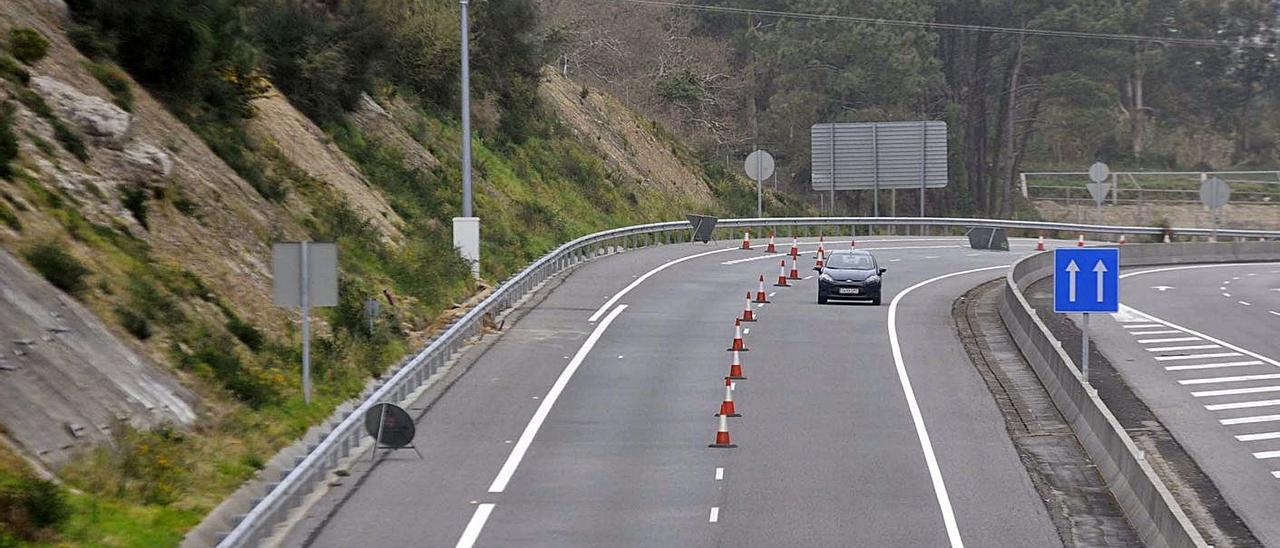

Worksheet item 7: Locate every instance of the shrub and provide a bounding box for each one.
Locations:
[115,306,152,340]
[120,184,149,229]
[52,121,89,162]
[0,54,30,84]
[83,60,134,112]
[225,316,264,352]
[0,202,19,231]
[0,476,69,540]
[23,242,91,296]
[0,102,16,179]
[8,28,50,64]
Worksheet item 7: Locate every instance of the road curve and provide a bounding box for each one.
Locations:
[292,236,1079,547]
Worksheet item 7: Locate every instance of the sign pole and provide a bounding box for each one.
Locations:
[1081,312,1090,386]
[756,151,762,218]
[872,124,879,217]
[300,241,312,404]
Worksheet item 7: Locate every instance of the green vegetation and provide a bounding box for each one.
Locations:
[0,101,16,179]
[119,184,149,229]
[7,28,50,64]
[23,241,91,296]
[82,60,134,112]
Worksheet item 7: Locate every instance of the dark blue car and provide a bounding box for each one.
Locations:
[817,250,886,305]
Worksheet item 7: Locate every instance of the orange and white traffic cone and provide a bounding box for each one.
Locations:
[813,247,825,270]
[728,349,746,380]
[1035,234,1045,251]
[740,291,756,322]
[754,275,770,303]
[709,413,737,448]
[1118,234,1127,245]
[788,254,801,280]
[741,230,751,250]
[789,237,799,258]
[765,232,777,253]
[1076,234,1085,247]
[727,319,749,352]
[774,260,790,287]
[850,233,857,248]
[716,377,741,417]
[816,236,825,257]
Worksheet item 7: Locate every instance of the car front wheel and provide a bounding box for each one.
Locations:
[818,293,828,304]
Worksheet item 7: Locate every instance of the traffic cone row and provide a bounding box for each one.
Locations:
[1035,234,1045,251]
[765,232,777,253]
[1118,234,1127,245]
[788,255,800,280]
[1076,234,1085,247]
[740,291,756,322]
[754,276,769,303]
[814,247,825,270]
[741,230,752,250]
[774,260,790,287]
[726,319,749,352]
[789,237,799,258]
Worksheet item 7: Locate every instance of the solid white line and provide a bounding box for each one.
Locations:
[1121,324,1165,329]
[1240,301,1253,306]
[1272,471,1280,478]
[1192,385,1280,398]
[1179,373,1280,385]
[1154,352,1243,362]
[1131,330,1183,336]
[1206,399,1280,411]
[1147,344,1221,353]
[1117,305,1280,367]
[1166,360,1264,371]
[1253,451,1280,459]
[709,507,720,523]
[1221,414,1280,425]
[588,248,736,321]
[455,503,496,548]
[489,305,628,492]
[1137,337,1201,344]
[1270,311,1280,317]
[889,264,1007,548]
[715,467,724,480]
[1236,432,1280,442]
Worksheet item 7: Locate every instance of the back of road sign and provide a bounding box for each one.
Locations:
[1053,248,1119,313]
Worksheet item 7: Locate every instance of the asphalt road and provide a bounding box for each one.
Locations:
[1085,261,1280,545]
[293,235,1083,548]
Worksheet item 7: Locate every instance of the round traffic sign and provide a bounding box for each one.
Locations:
[1199,177,1231,210]
[1088,162,1110,183]
[744,149,775,182]
[364,403,415,449]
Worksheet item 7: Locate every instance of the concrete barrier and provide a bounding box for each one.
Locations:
[999,241,1280,548]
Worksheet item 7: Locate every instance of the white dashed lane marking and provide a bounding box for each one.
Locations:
[1148,344,1220,352]
[1165,360,1264,371]
[1221,415,1280,426]
[1179,373,1280,385]
[1154,352,1243,361]
[1235,432,1280,442]
[1138,337,1201,344]
[1192,386,1280,398]
[1206,399,1280,411]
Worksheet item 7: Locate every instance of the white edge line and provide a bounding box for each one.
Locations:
[714,467,724,480]
[888,264,1006,548]
[455,503,496,548]
[589,248,736,321]
[489,304,628,492]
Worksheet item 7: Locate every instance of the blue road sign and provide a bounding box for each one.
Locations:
[1053,248,1119,313]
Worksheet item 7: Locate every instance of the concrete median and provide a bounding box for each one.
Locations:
[998,241,1280,548]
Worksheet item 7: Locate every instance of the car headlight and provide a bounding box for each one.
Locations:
[865,275,881,284]
[818,273,833,282]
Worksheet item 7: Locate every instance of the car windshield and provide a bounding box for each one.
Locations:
[826,254,874,270]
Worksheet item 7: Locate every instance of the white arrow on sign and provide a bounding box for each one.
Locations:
[1066,260,1079,302]
[1151,286,1174,292]
[1093,260,1108,302]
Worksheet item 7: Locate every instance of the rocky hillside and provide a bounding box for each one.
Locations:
[0,0,782,544]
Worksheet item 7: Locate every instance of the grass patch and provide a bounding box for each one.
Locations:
[83,60,134,112]
[120,184,149,229]
[8,28,50,65]
[22,241,91,296]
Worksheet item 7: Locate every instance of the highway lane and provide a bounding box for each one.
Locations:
[1084,262,1280,545]
[296,236,1077,547]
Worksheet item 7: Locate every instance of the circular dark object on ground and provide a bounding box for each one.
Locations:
[364,403,415,449]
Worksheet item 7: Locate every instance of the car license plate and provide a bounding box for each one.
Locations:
[839,288,860,295]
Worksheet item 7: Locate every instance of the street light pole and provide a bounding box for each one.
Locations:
[454,0,480,279]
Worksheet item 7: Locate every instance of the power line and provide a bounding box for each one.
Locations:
[593,0,1278,49]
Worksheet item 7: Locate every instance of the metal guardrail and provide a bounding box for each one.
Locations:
[216,217,1280,546]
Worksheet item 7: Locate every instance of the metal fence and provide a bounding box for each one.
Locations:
[217,217,1280,546]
